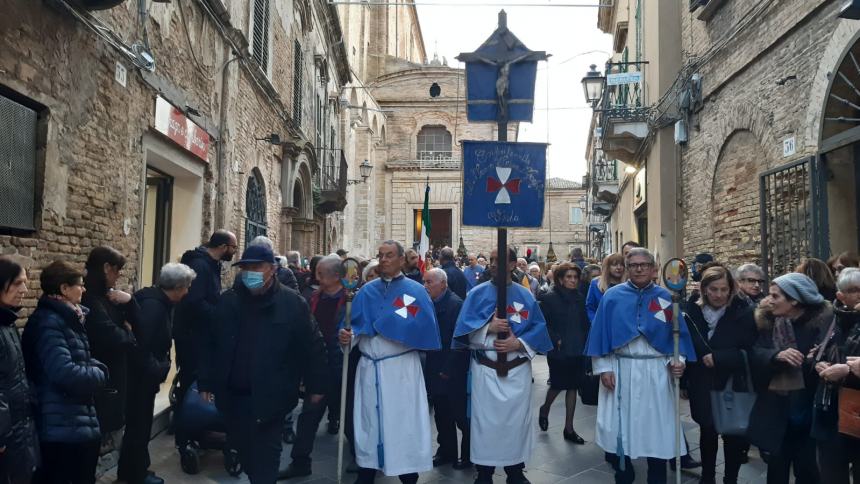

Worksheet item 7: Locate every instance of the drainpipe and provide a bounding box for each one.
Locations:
[215,53,241,229]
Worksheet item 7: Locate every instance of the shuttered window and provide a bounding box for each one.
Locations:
[293,41,303,127]
[251,0,270,70]
[0,94,37,231]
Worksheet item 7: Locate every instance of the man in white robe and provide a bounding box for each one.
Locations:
[453,247,552,484]
[338,240,441,484]
[584,248,697,484]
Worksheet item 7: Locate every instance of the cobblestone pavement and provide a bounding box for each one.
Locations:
[99,357,772,483]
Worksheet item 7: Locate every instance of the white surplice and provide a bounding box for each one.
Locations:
[353,334,432,476]
[592,336,687,459]
[467,323,536,467]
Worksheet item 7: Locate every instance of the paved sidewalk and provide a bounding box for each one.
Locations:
[98,357,771,483]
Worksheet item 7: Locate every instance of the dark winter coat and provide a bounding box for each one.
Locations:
[82,290,137,432]
[276,265,299,291]
[22,297,107,443]
[404,268,423,285]
[441,262,468,300]
[198,281,328,423]
[425,289,468,397]
[174,247,223,342]
[809,301,860,441]
[683,297,758,427]
[0,306,38,476]
[538,286,590,358]
[130,287,175,394]
[746,303,832,453]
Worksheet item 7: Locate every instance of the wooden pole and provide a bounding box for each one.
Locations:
[336,290,354,484]
[672,297,681,484]
[495,119,509,377]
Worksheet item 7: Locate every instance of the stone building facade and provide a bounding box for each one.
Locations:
[585,0,684,266]
[680,0,860,276]
[0,0,353,303]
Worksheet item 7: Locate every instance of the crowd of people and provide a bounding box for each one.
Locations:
[1,231,860,484]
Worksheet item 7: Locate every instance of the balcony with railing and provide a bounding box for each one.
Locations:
[598,60,650,164]
[387,150,459,170]
[317,152,348,213]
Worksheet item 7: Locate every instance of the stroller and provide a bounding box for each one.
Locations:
[170,379,242,477]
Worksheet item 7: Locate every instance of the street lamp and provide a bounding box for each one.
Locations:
[581,64,604,106]
[347,159,373,185]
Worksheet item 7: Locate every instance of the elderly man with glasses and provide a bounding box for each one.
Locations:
[735,263,767,308]
[584,248,697,484]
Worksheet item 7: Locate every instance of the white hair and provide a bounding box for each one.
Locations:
[837,267,860,292]
[625,247,655,265]
[528,263,540,272]
[287,251,301,265]
[362,260,379,281]
[157,263,196,290]
[317,255,345,278]
[425,267,447,283]
[249,236,275,252]
[736,263,765,280]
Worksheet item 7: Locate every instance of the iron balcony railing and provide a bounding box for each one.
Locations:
[599,60,649,124]
[417,150,454,161]
[320,152,348,192]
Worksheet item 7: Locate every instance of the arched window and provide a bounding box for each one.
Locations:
[417,126,452,160]
[245,170,267,245]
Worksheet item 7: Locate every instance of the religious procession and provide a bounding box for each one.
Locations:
[4,0,860,484]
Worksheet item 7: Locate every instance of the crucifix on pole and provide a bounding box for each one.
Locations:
[458,10,548,377]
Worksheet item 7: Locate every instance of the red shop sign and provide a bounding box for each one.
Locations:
[154,96,210,162]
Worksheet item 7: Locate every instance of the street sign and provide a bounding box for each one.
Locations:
[606,71,642,86]
[462,141,547,227]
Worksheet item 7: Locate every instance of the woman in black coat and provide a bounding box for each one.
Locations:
[0,257,38,484]
[684,266,757,484]
[747,273,831,484]
[537,262,590,444]
[22,260,107,484]
[82,246,138,434]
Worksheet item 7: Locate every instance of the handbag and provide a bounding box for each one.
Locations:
[709,349,757,436]
[578,358,600,406]
[838,386,860,439]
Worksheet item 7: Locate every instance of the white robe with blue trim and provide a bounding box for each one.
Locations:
[353,334,432,475]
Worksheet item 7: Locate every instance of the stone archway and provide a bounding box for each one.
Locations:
[711,129,767,264]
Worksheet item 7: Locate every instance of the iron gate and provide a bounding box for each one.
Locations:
[245,173,268,246]
[759,156,829,279]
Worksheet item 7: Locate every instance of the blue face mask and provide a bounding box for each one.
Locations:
[241,271,266,290]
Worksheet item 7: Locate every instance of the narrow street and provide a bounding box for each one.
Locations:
[99,357,772,484]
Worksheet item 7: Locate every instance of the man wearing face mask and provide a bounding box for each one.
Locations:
[173,229,238,458]
[198,245,328,484]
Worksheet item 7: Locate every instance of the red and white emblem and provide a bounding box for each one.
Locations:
[506,301,529,324]
[486,167,521,205]
[393,294,419,319]
[648,297,673,323]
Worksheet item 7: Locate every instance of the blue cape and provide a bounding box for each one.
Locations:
[453,281,553,353]
[345,275,441,350]
[584,281,696,360]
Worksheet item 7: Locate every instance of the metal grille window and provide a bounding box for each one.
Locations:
[251,0,270,70]
[417,126,452,160]
[759,158,815,278]
[0,95,37,231]
[293,41,303,127]
[245,172,267,246]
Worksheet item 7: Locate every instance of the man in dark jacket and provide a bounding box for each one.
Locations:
[281,255,348,479]
[172,229,236,452]
[439,247,468,300]
[423,268,470,470]
[118,263,196,484]
[199,245,327,483]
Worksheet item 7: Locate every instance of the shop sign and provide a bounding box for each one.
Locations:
[154,96,209,162]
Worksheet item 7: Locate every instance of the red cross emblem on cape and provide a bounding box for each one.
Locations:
[648,297,673,323]
[393,294,420,319]
[486,166,521,205]
[506,301,529,324]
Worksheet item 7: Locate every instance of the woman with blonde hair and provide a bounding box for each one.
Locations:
[585,253,626,322]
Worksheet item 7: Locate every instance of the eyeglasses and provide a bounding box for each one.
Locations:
[741,278,766,285]
[626,263,653,271]
[376,252,399,260]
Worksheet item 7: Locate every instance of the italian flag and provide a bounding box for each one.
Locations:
[418,182,431,273]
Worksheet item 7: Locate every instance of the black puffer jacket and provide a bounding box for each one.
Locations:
[130,287,174,394]
[174,247,222,342]
[0,306,38,475]
[22,297,107,443]
[82,291,137,432]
